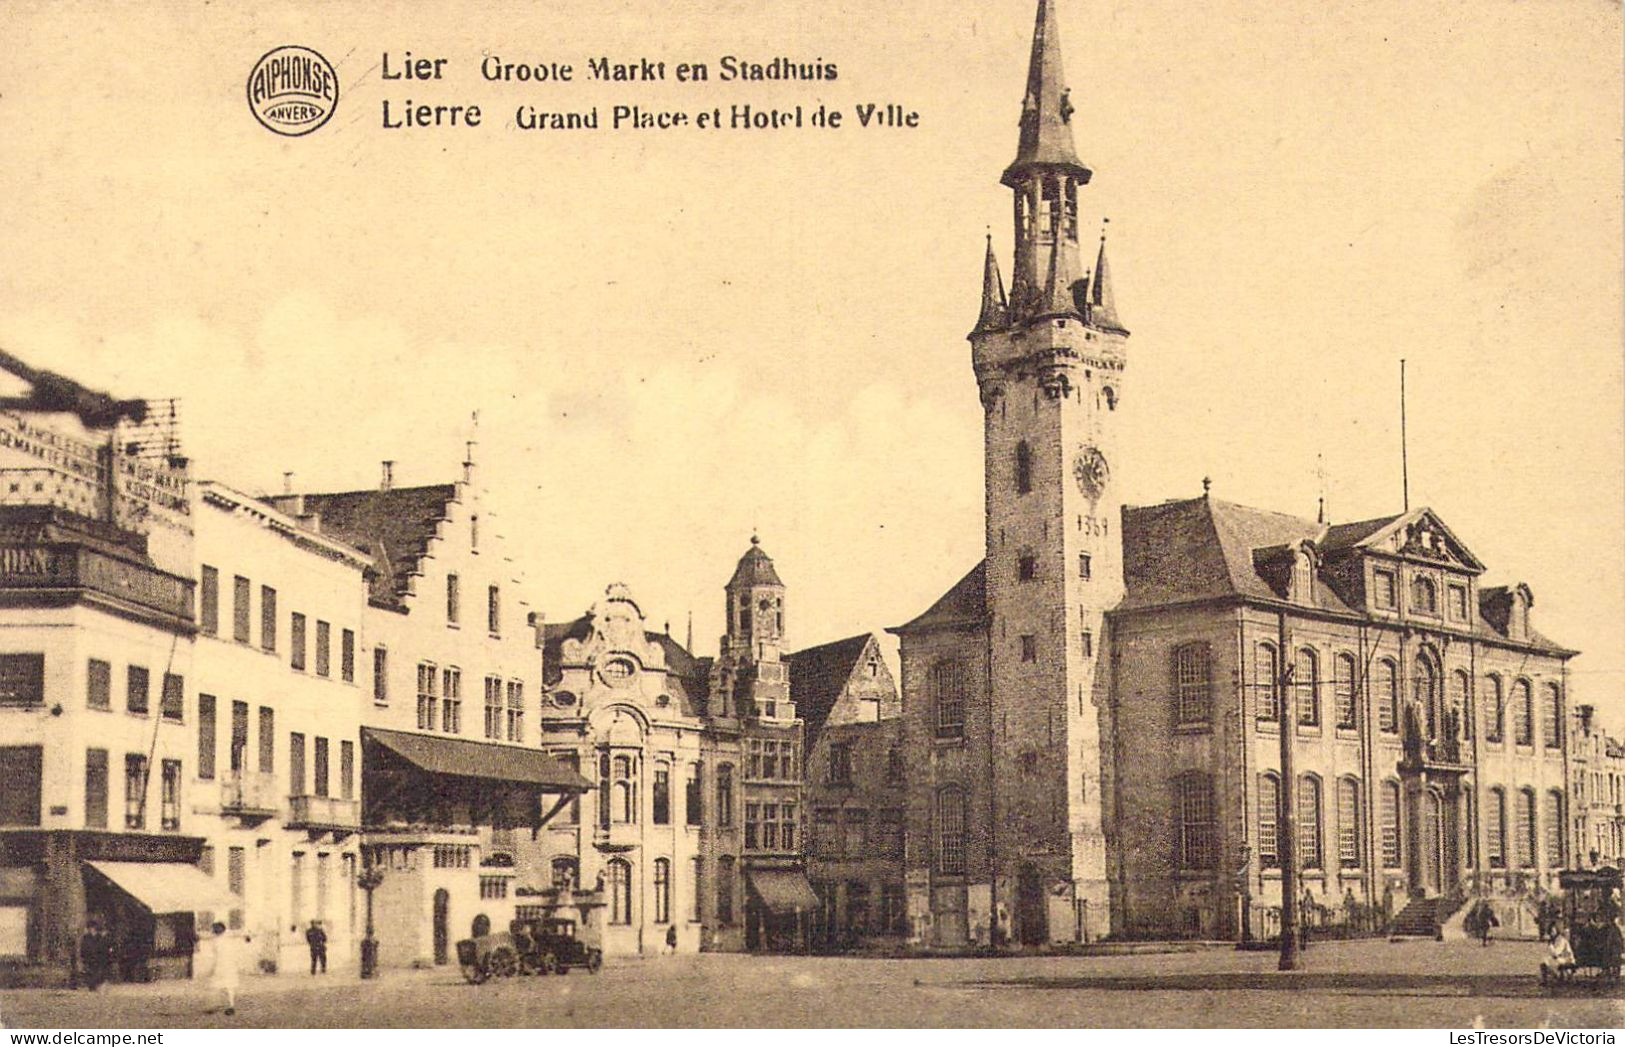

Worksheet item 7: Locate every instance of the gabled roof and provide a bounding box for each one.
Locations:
[891,561,988,635]
[787,634,873,738]
[301,485,458,610]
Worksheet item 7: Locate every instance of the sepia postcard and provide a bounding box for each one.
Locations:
[0,0,1622,1034]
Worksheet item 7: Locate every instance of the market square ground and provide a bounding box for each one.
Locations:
[2,938,1621,1028]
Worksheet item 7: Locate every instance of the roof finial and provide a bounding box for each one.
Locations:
[1202,476,1212,497]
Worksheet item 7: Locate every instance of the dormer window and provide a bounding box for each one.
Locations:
[1373,569,1397,610]
[1410,576,1437,616]
[1291,546,1315,604]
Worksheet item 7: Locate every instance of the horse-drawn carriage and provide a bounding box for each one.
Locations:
[1541,868,1622,990]
[456,916,603,984]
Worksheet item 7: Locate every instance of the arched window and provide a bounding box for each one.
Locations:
[1414,652,1439,739]
[1102,386,1117,411]
[1173,643,1211,726]
[1295,648,1319,727]
[1338,777,1362,869]
[1014,441,1032,495]
[1544,791,1565,868]
[1484,676,1505,743]
[1486,787,1507,869]
[1380,780,1402,868]
[1376,659,1399,734]
[935,786,967,875]
[551,856,578,891]
[653,858,671,924]
[716,763,734,827]
[1175,772,1215,869]
[932,660,966,739]
[1542,683,1563,750]
[1411,576,1438,615]
[1299,775,1323,869]
[1452,670,1472,741]
[1516,788,1537,868]
[1334,653,1357,729]
[1258,773,1281,869]
[1512,680,1533,746]
[608,858,632,925]
[1255,643,1279,722]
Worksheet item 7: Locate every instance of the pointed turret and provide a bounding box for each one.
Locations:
[973,235,1010,333]
[1001,0,1091,189]
[1088,234,1128,335]
[1038,223,1084,319]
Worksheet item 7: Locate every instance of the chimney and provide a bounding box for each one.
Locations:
[381,460,394,491]
[1578,703,1595,735]
[282,471,295,496]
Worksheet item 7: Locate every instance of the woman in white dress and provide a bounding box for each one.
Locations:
[205,922,245,1016]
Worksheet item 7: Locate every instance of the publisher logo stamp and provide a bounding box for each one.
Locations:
[247,46,339,136]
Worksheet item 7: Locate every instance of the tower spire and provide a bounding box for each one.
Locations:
[1003,0,1090,185]
[973,232,1010,333]
[1088,221,1128,335]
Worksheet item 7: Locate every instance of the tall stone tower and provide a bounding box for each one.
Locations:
[970,0,1128,944]
[717,535,792,718]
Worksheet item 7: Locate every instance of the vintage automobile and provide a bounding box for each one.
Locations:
[456,917,602,983]
[1541,867,1623,990]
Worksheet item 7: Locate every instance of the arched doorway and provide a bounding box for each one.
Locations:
[433,889,450,965]
[1016,865,1046,946]
[471,914,490,938]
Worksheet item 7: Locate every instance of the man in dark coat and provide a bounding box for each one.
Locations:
[79,920,112,990]
[305,920,328,974]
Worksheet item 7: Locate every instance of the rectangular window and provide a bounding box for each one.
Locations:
[1175,643,1212,725]
[200,565,219,635]
[1020,635,1037,662]
[686,763,703,826]
[560,753,581,824]
[1338,780,1361,868]
[417,662,437,730]
[87,658,111,710]
[315,621,331,677]
[936,791,966,875]
[340,740,355,801]
[1079,553,1092,580]
[1373,569,1397,610]
[1448,584,1468,621]
[1258,776,1279,868]
[1255,645,1279,722]
[230,701,248,774]
[1177,774,1216,869]
[1334,655,1357,729]
[484,676,503,740]
[373,646,388,703]
[0,746,42,826]
[340,629,355,683]
[160,759,181,831]
[291,613,307,670]
[1017,554,1036,581]
[782,803,797,851]
[161,673,184,722]
[1382,783,1403,868]
[260,586,277,651]
[126,665,149,715]
[761,804,779,850]
[692,857,704,922]
[505,681,524,743]
[828,743,852,785]
[446,574,460,625]
[488,585,501,634]
[289,732,306,797]
[933,661,966,740]
[1298,778,1322,869]
[745,803,759,849]
[124,753,148,829]
[258,706,274,775]
[313,737,329,798]
[716,857,734,925]
[1081,629,1093,658]
[844,808,869,855]
[227,847,245,929]
[442,667,462,734]
[232,575,251,643]
[716,765,734,827]
[653,768,670,825]
[85,748,109,829]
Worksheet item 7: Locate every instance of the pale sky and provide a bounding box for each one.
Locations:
[2,1,1621,724]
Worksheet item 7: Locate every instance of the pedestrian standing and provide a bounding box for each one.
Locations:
[665,924,678,956]
[205,922,246,1017]
[79,920,110,991]
[306,920,328,974]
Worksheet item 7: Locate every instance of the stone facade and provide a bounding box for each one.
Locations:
[1570,704,1625,868]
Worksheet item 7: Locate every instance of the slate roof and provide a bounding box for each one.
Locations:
[1002,0,1089,185]
[301,485,458,610]
[786,634,873,739]
[728,539,783,588]
[891,561,989,635]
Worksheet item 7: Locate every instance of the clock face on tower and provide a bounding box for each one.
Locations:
[1074,447,1110,497]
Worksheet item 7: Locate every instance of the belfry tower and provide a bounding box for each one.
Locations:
[970,0,1128,944]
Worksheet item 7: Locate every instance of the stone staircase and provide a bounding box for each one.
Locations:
[1388,895,1467,940]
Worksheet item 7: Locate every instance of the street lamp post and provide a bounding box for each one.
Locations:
[359,863,385,979]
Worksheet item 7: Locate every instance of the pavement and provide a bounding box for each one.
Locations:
[2,937,1622,1029]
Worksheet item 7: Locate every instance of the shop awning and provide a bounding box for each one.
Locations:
[746,869,819,914]
[84,860,235,915]
[364,727,591,792]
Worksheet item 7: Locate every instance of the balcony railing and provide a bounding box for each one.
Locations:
[287,794,360,831]
[0,531,193,623]
[219,772,280,819]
